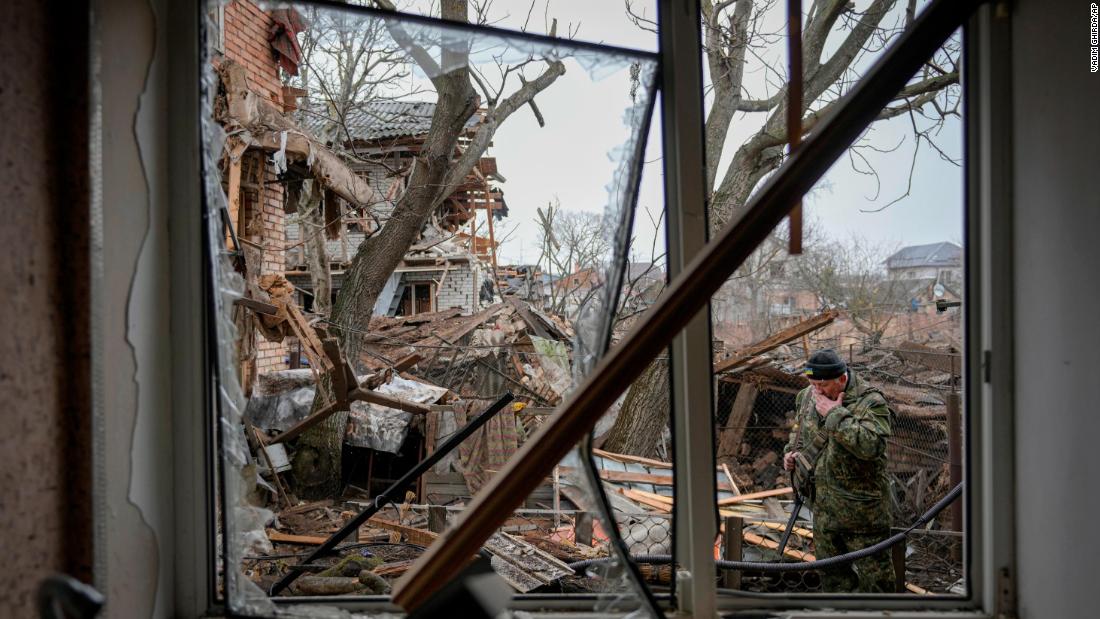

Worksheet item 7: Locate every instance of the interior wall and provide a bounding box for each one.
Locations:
[98,0,174,615]
[1011,1,1100,617]
[0,1,93,616]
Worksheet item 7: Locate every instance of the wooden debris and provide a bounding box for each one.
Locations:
[373,560,415,578]
[748,520,813,539]
[295,575,363,596]
[267,531,329,545]
[592,448,673,469]
[560,467,741,493]
[280,500,334,516]
[716,487,793,506]
[741,531,815,561]
[483,531,573,593]
[367,517,439,547]
[714,311,838,373]
[365,518,570,593]
[906,582,930,595]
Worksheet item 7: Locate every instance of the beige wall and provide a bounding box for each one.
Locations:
[0,1,94,615]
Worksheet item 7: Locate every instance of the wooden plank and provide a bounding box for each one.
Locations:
[721,463,741,496]
[748,520,813,539]
[271,386,431,445]
[427,506,448,534]
[906,582,930,595]
[267,531,329,545]
[714,311,838,373]
[896,341,960,375]
[224,138,248,249]
[270,400,340,445]
[716,487,793,506]
[373,560,415,578]
[353,387,432,415]
[592,448,672,469]
[393,353,422,372]
[279,500,334,516]
[559,467,739,493]
[617,487,765,519]
[625,488,673,505]
[617,488,673,512]
[234,296,279,316]
[717,383,758,461]
[742,531,815,561]
[892,541,906,592]
[367,518,439,547]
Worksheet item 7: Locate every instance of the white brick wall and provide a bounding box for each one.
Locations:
[402,260,482,313]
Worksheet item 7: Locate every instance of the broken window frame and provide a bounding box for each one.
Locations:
[157,0,1018,616]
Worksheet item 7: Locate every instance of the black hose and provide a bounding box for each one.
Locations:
[569,482,962,574]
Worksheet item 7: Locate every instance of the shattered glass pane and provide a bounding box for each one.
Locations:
[202,0,660,614]
[701,0,967,600]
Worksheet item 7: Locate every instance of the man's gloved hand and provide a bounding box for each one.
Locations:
[783,450,800,471]
[814,391,843,417]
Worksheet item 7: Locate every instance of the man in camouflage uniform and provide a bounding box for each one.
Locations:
[783,349,896,593]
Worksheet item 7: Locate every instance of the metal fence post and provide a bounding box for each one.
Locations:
[946,390,963,560]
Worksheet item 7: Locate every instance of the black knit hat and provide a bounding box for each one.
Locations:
[804,349,847,380]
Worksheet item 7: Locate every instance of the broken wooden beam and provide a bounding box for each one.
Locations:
[560,467,742,494]
[742,530,815,561]
[367,517,439,547]
[267,531,330,545]
[714,311,838,373]
[234,297,279,316]
[271,386,432,445]
[716,487,793,506]
[717,383,758,460]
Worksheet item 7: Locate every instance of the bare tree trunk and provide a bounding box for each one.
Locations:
[601,360,669,459]
[293,0,478,499]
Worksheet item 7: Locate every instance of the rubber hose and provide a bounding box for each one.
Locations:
[568,482,962,574]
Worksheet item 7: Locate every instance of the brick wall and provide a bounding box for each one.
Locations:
[403,261,482,313]
[224,0,287,372]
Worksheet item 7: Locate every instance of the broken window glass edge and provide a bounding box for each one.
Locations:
[256,0,661,63]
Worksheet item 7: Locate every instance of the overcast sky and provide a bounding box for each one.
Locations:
[337,0,964,265]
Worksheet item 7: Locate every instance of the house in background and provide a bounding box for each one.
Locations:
[214,1,309,378]
[885,241,963,285]
[285,100,508,317]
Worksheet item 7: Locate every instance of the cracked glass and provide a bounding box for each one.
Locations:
[201,0,662,614]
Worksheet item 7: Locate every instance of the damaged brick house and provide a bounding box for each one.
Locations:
[285,100,510,318]
[212,1,508,390]
[214,0,308,378]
